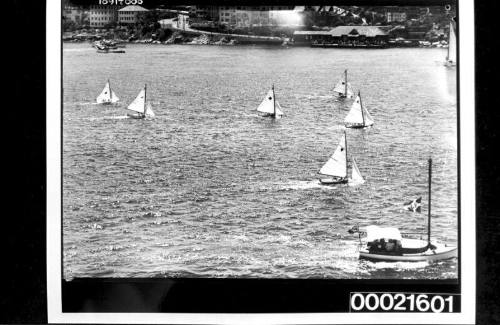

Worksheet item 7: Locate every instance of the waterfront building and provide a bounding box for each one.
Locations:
[383,6,425,22]
[192,5,220,20]
[293,26,389,46]
[63,5,87,25]
[118,5,149,25]
[89,5,123,28]
[386,11,407,22]
[218,6,295,28]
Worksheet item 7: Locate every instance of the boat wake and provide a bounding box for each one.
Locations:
[88,115,130,121]
[330,125,347,130]
[368,261,429,270]
[348,179,365,187]
[63,48,94,52]
[279,180,340,191]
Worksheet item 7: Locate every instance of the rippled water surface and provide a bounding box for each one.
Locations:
[63,43,458,279]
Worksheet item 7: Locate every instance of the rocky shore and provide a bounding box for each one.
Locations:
[64,30,239,46]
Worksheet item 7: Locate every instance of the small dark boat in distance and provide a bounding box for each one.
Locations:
[96,48,126,54]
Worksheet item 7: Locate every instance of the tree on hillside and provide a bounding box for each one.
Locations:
[63,19,78,32]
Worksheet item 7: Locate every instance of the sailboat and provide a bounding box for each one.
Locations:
[96,79,119,105]
[444,21,457,67]
[126,84,155,119]
[257,85,284,119]
[333,69,354,99]
[351,158,457,262]
[344,91,374,128]
[318,131,364,185]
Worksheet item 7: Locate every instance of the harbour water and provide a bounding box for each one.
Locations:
[63,43,458,279]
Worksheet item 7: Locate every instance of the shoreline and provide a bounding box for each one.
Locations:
[63,39,447,49]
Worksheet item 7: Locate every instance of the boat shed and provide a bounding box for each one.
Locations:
[293,26,389,47]
[293,30,333,44]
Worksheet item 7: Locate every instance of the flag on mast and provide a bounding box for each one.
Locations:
[404,197,422,212]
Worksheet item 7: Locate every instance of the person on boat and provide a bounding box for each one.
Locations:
[385,239,403,253]
[367,238,402,255]
[368,238,385,253]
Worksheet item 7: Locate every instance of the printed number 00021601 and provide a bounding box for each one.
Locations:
[350,293,456,313]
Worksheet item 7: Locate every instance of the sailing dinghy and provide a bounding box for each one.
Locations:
[126,84,155,119]
[344,91,374,128]
[96,79,119,105]
[444,21,457,67]
[257,85,283,119]
[333,69,354,99]
[318,131,365,185]
[351,158,457,262]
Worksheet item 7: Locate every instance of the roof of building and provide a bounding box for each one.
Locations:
[294,26,387,37]
[118,5,149,12]
[330,26,387,37]
[293,30,332,35]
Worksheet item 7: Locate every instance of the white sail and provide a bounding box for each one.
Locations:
[257,89,277,114]
[344,95,364,124]
[145,102,155,117]
[349,157,365,184]
[96,81,119,104]
[110,90,119,103]
[446,21,456,63]
[333,81,354,98]
[319,134,347,178]
[345,95,373,127]
[363,106,374,127]
[127,88,146,114]
[275,101,284,117]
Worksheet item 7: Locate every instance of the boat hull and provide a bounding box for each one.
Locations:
[97,49,126,54]
[261,113,281,119]
[359,244,457,262]
[127,113,145,119]
[345,123,371,129]
[319,177,347,185]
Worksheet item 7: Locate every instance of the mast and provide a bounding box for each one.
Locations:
[427,158,432,245]
[344,130,348,179]
[359,91,365,126]
[344,70,348,97]
[272,84,276,117]
[108,79,111,100]
[143,83,147,115]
